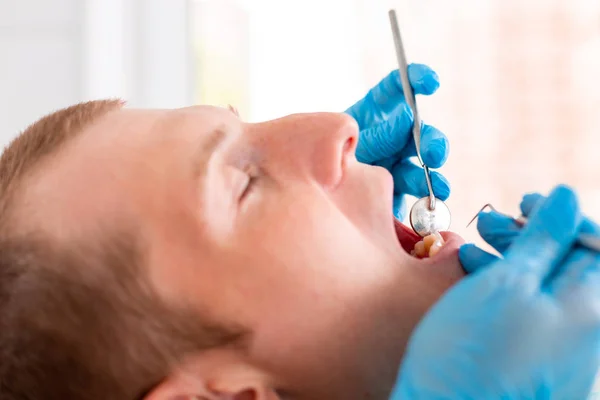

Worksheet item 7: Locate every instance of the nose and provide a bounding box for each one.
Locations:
[248,113,358,188]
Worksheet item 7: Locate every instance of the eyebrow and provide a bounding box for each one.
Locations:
[192,126,228,179]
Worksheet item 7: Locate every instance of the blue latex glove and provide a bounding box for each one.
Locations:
[345,64,450,220]
[460,191,600,274]
[391,185,600,399]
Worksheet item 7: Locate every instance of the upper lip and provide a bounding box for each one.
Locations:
[394,219,421,253]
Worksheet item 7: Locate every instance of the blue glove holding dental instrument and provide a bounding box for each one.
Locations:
[460,191,600,274]
[391,185,600,399]
[345,64,450,220]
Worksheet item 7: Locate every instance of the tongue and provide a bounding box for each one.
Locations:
[393,219,421,253]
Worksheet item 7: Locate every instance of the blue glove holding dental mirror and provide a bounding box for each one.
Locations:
[345,64,450,220]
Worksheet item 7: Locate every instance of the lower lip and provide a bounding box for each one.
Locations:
[425,231,464,263]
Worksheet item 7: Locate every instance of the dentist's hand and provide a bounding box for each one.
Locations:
[392,185,600,400]
[460,191,600,274]
[345,64,450,220]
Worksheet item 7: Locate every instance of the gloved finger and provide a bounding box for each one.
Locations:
[459,243,501,274]
[408,63,441,95]
[418,124,449,169]
[477,211,522,254]
[391,161,451,200]
[504,185,582,282]
[393,194,408,221]
[550,248,600,301]
[374,155,396,171]
[369,64,440,112]
[346,64,440,129]
[521,192,600,236]
[355,104,413,164]
[376,124,449,169]
[398,136,417,159]
[520,193,544,217]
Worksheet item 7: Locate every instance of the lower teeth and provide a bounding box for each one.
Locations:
[411,232,445,258]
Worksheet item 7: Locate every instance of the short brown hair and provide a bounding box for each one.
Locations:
[0,102,243,399]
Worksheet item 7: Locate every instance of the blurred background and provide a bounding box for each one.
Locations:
[0,0,599,246]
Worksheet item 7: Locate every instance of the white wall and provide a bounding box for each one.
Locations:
[0,0,83,146]
[0,0,193,148]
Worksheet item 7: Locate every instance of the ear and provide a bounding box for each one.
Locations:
[143,351,281,400]
[142,371,213,400]
[204,364,281,400]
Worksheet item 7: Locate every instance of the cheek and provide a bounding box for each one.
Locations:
[230,192,407,369]
[219,182,422,382]
[245,255,408,397]
[235,188,396,305]
[328,165,394,243]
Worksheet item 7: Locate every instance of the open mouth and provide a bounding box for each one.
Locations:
[393,218,459,260]
[392,217,467,282]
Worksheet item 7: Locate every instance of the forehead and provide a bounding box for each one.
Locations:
[83,105,235,149]
[17,105,237,240]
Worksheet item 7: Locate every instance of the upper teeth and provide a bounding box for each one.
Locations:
[411,232,445,258]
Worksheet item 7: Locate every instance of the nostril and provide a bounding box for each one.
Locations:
[340,137,356,173]
[342,136,357,158]
[332,136,356,189]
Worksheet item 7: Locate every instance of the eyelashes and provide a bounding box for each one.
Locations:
[227,104,240,117]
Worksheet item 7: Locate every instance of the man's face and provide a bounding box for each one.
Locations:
[29,106,464,398]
